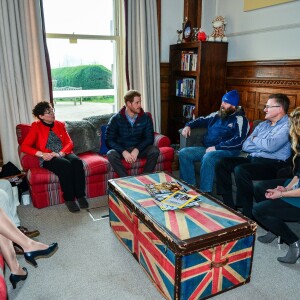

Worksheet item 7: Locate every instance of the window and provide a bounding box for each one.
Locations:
[43,0,121,121]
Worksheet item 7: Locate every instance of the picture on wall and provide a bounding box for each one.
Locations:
[244,0,294,11]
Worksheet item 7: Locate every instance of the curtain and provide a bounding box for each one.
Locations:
[126,0,161,132]
[0,0,50,167]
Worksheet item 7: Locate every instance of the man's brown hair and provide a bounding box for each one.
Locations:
[124,90,141,104]
[269,93,290,114]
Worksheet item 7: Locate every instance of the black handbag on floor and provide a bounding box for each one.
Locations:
[0,161,28,201]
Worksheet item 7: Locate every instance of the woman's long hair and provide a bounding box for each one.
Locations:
[289,107,300,169]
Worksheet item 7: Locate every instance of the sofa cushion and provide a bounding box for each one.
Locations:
[83,113,114,129]
[157,147,174,163]
[109,147,174,173]
[99,125,109,154]
[79,152,110,176]
[65,120,100,154]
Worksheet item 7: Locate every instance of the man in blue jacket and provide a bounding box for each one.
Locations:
[105,90,160,177]
[179,90,249,193]
[215,93,291,218]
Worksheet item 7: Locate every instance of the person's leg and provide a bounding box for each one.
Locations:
[200,150,240,192]
[43,157,81,212]
[235,162,284,218]
[138,145,160,173]
[63,154,88,208]
[64,154,86,198]
[252,200,300,244]
[179,147,206,186]
[0,208,51,253]
[106,149,128,177]
[0,235,26,275]
[215,156,249,209]
[43,157,76,202]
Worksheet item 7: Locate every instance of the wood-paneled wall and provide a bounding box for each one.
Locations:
[226,60,300,121]
[161,59,300,133]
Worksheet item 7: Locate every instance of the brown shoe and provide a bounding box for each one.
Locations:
[13,243,24,255]
[18,226,40,238]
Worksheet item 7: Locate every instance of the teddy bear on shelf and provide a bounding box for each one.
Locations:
[208,16,227,42]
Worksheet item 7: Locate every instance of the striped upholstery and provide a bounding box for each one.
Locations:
[16,119,174,209]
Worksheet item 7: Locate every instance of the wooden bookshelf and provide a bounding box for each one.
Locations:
[168,41,228,143]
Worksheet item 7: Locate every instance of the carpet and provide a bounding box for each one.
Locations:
[5,197,300,300]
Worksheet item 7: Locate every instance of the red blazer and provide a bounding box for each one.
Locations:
[21,120,73,156]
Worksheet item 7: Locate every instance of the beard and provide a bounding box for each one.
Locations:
[127,106,141,115]
[218,107,236,119]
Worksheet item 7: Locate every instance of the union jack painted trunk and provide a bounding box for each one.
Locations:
[108,172,257,300]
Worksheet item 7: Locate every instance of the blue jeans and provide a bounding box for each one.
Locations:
[179,147,240,192]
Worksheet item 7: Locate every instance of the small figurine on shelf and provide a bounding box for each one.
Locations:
[176,29,183,43]
[182,17,192,42]
[208,16,227,42]
[192,28,199,42]
[197,28,207,42]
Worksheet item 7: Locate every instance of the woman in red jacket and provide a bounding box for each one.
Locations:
[21,101,88,213]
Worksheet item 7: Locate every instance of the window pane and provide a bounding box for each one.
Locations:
[47,39,116,120]
[47,39,114,72]
[43,0,119,121]
[43,0,114,35]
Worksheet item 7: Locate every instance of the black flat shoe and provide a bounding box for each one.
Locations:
[65,201,80,213]
[77,197,89,209]
[9,267,28,289]
[24,242,58,267]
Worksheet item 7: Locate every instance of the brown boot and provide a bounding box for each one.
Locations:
[18,226,40,238]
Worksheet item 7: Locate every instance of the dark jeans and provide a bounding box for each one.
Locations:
[215,156,288,218]
[43,154,86,202]
[253,198,300,245]
[107,145,160,177]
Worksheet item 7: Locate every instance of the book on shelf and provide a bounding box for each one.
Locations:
[175,78,195,98]
[145,181,201,211]
[180,51,197,71]
[183,104,195,121]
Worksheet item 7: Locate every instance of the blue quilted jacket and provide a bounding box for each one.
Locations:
[105,106,154,154]
[186,107,249,150]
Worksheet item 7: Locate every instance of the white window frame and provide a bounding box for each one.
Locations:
[45,0,125,111]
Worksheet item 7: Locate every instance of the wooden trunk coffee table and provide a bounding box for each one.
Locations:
[108,172,256,300]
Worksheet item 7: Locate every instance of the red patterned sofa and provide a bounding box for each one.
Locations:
[0,255,6,300]
[16,113,174,208]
